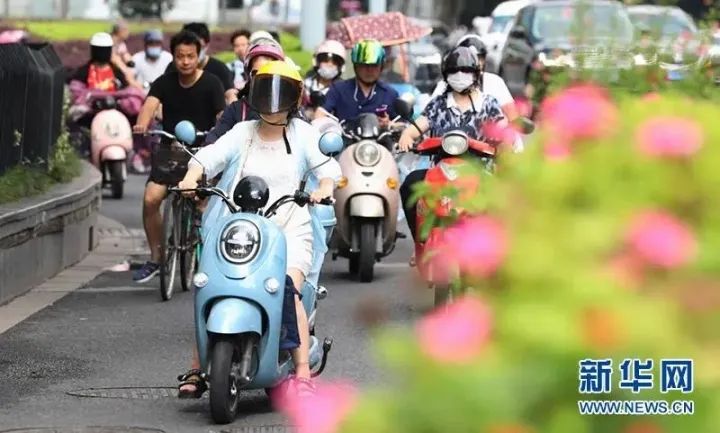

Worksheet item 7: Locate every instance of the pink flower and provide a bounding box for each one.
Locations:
[482,121,519,147]
[417,295,493,364]
[635,116,703,158]
[626,211,697,269]
[274,381,358,433]
[441,216,508,278]
[544,139,572,161]
[541,84,618,141]
[641,92,661,102]
[514,97,533,118]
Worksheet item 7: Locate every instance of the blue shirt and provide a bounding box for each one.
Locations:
[322,79,399,122]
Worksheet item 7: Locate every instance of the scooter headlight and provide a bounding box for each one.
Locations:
[442,132,469,156]
[354,141,381,167]
[220,221,261,264]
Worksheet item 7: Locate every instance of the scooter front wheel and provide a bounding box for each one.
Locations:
[358,220,376,283]
[209,338,241,424]
[159,198,178,301]
[109,160,124,199]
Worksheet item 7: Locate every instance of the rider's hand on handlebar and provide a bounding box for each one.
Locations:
[398,134,415,153]
[377,112,390,129]
[309,189,333,205]
[133,124,148,135]
[177,179,198,198]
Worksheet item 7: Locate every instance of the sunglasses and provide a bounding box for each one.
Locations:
[445,66,477,74]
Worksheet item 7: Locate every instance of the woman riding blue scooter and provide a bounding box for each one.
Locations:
[176,60,341,400]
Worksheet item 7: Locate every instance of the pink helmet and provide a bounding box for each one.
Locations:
[314,39,347,68]
[244,42,285,71]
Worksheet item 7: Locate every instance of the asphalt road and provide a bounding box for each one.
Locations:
[0,173,431,433]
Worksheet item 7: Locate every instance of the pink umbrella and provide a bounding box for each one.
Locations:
[326,12,432,48]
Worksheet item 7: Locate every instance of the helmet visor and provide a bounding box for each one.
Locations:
[316,52,344,65]
[248,74,301,114]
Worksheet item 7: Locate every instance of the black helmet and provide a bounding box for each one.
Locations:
[233,176,270,213]
[457,34,487,61]
[442,46,480,80]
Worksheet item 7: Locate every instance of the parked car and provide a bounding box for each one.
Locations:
[498,0,635,95]
[483,0,537,74]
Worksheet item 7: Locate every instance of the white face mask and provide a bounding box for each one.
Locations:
[198,47,207,63]
[446,72,475,93]
[318,65,339,80]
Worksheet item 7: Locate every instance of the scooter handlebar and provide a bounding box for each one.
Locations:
[145,129,175,140]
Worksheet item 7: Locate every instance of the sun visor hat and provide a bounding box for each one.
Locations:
[248,61,303,114]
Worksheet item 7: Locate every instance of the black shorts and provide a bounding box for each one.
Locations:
[148,140,191,186]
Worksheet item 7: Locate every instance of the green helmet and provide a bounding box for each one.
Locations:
[351,39,386,65]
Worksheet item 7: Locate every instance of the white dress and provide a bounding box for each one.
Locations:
[240,135,314,276]
[192,120,342,278]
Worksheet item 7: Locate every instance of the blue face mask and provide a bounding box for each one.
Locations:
[146,46,162,59]
[198,48,208,63]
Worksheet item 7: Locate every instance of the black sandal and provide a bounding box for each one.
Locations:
[177,369,208,399]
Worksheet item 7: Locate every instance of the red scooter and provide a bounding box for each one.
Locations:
[393,99,533,306]
[413,131,494,306]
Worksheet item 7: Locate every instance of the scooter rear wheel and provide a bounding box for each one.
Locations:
[209,338,242,424]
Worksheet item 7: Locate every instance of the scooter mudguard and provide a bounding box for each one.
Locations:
[350,195,385,218]
[100,145,128,162]
[206,298,262,335]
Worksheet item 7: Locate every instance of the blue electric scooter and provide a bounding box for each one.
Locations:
[170,121,344,424]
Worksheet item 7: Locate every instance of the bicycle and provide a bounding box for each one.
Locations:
[146,129,206,301]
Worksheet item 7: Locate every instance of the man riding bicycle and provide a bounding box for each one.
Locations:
[132,30,226,283]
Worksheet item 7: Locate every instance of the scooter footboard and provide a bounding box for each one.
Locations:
[206,298,263,335]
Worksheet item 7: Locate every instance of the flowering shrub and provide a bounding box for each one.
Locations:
[274,85,720,433]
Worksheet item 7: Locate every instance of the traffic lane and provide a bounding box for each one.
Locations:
[100,173,147,230]
[0,238,429,431]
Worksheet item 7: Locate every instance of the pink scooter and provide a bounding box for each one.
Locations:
[88,94,133,199]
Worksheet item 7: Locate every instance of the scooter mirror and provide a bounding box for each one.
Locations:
[233,176,270,213]
[393,98,414,121]
[319,132,344,157]
[175,120,197,145]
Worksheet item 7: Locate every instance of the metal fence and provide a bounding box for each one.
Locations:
[0,43,65,176]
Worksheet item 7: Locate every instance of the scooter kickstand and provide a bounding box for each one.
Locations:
[311,337,333,378]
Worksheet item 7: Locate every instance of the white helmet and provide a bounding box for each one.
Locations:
[250,30,275,45]
[90,32,113,48]
[314,39,347,67]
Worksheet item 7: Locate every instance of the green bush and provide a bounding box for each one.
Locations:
[0,94,81,204]
[214,31,313,75]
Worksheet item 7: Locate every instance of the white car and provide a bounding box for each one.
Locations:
[249,0,301,26]
[482,0,536,74]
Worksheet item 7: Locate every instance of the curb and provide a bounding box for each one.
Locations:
[0,215,146,336]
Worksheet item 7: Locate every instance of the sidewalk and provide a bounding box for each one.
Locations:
[0,215,146,335]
